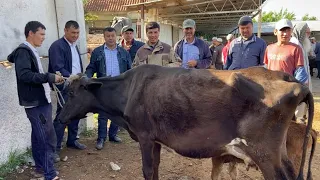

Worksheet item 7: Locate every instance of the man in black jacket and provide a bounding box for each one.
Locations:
[7,21,62,180]
[48,20,86,157]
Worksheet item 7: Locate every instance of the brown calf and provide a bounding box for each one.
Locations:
[211,122,318,180]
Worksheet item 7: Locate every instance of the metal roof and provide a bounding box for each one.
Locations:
[85,0,144,12]
[125,0,266,34]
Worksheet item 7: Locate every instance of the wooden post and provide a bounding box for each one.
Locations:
[140,0,145,42]
[257,0,262,38]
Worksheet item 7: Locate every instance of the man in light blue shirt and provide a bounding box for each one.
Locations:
[85,27,131,150]
[174,19,212,69]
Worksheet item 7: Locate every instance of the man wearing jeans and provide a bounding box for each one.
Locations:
[7,21,62,180]
[48,21,87,159]
[85,27,132,150]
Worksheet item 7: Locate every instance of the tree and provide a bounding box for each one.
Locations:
[261,8,296,22]
[82,0,98,22]
[253,8,296,22]
[302,14,317,21]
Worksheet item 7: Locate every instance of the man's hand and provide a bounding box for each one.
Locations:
[54,75,64,83]
[87,48,93,55]
[188,60,197,68]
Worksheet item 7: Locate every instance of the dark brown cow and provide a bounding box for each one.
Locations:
[211,122,318,180]
[58,65,314,180]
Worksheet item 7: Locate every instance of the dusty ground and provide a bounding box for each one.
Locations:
[4,73,320,180]
[4,130,320,180]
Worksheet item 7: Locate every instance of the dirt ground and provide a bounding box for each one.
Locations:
[5,129,320,180]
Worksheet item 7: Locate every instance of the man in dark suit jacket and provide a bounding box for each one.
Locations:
[48,20,87,160]
[85,27,132,150]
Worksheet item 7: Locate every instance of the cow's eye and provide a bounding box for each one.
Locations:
[68,91,74,96]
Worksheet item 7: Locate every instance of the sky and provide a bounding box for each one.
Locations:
[261,0,319,20]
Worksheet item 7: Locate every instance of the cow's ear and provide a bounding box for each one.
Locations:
[85,81,103,91]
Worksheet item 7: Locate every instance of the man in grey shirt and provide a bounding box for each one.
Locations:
[225,16,267,70]
[210,38,224,69]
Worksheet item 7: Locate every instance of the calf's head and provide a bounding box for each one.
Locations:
[58,74,103,124]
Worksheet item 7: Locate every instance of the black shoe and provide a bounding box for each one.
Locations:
[96,139,105,150]
[109,136,122,143]
[67,140,87,150]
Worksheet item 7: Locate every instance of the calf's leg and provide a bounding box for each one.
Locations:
[211,157,224,180]
[228,161,238,180]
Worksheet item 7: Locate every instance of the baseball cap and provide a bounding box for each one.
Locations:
[226,34,234,40]
[217,38,223,43]
[238,16,253,26]
[212,37,218,41]
[183,19,196,29]
[121,26,134,34]
[275,19,293,30]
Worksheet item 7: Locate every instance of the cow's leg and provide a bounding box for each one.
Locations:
[152,143,161,180]
[228,161,238,180]
[139,140,155,180]
[281,156,296,180]
[211,157,223,180]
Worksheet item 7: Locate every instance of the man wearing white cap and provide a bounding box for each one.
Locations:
[222,34,234,65]
[210,38,224,69]
[264,19,307,83]
[209,37,217,59]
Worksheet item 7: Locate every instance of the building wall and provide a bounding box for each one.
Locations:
[159,23,173,46]
[0,0,87,164]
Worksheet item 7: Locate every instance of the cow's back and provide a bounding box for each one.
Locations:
[125,65,309,156]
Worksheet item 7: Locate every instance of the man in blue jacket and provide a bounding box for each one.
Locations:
[85,27,132,150]
[174,19,212,69]
[8,21,61,180]
[225,16,267,70]
[118,26,144,61]
[48,20,87,159]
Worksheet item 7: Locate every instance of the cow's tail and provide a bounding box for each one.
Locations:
[306,129,317,180]
[297,91,314,180]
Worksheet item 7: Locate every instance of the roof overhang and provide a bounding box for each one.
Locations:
[124,0,266,34]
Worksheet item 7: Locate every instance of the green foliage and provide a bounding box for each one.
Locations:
[81,129,96,137]
[82,0,98,22]
[0,149,31,178]
[261,8,296,22]
[84,13,98,22]
[302,14,317,21]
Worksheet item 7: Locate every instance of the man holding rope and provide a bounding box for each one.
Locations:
[48,20,87,161]
[7,21,62,180]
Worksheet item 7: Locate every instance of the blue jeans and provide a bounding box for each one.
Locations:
[316,61,320,78]
[53,86,80,152]
[97,111,119,141]
[25,104,57,180]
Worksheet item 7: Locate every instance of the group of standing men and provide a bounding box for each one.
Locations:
[7,13,316,179]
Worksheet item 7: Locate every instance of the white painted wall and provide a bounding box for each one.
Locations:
[0,0,87,164]
[159,23,173,46]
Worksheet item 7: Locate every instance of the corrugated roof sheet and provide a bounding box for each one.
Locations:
[85,0,144,12]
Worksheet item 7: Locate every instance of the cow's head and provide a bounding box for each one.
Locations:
[58,74,103,124]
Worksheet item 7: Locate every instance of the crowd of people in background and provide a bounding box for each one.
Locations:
[6,13,320,179]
